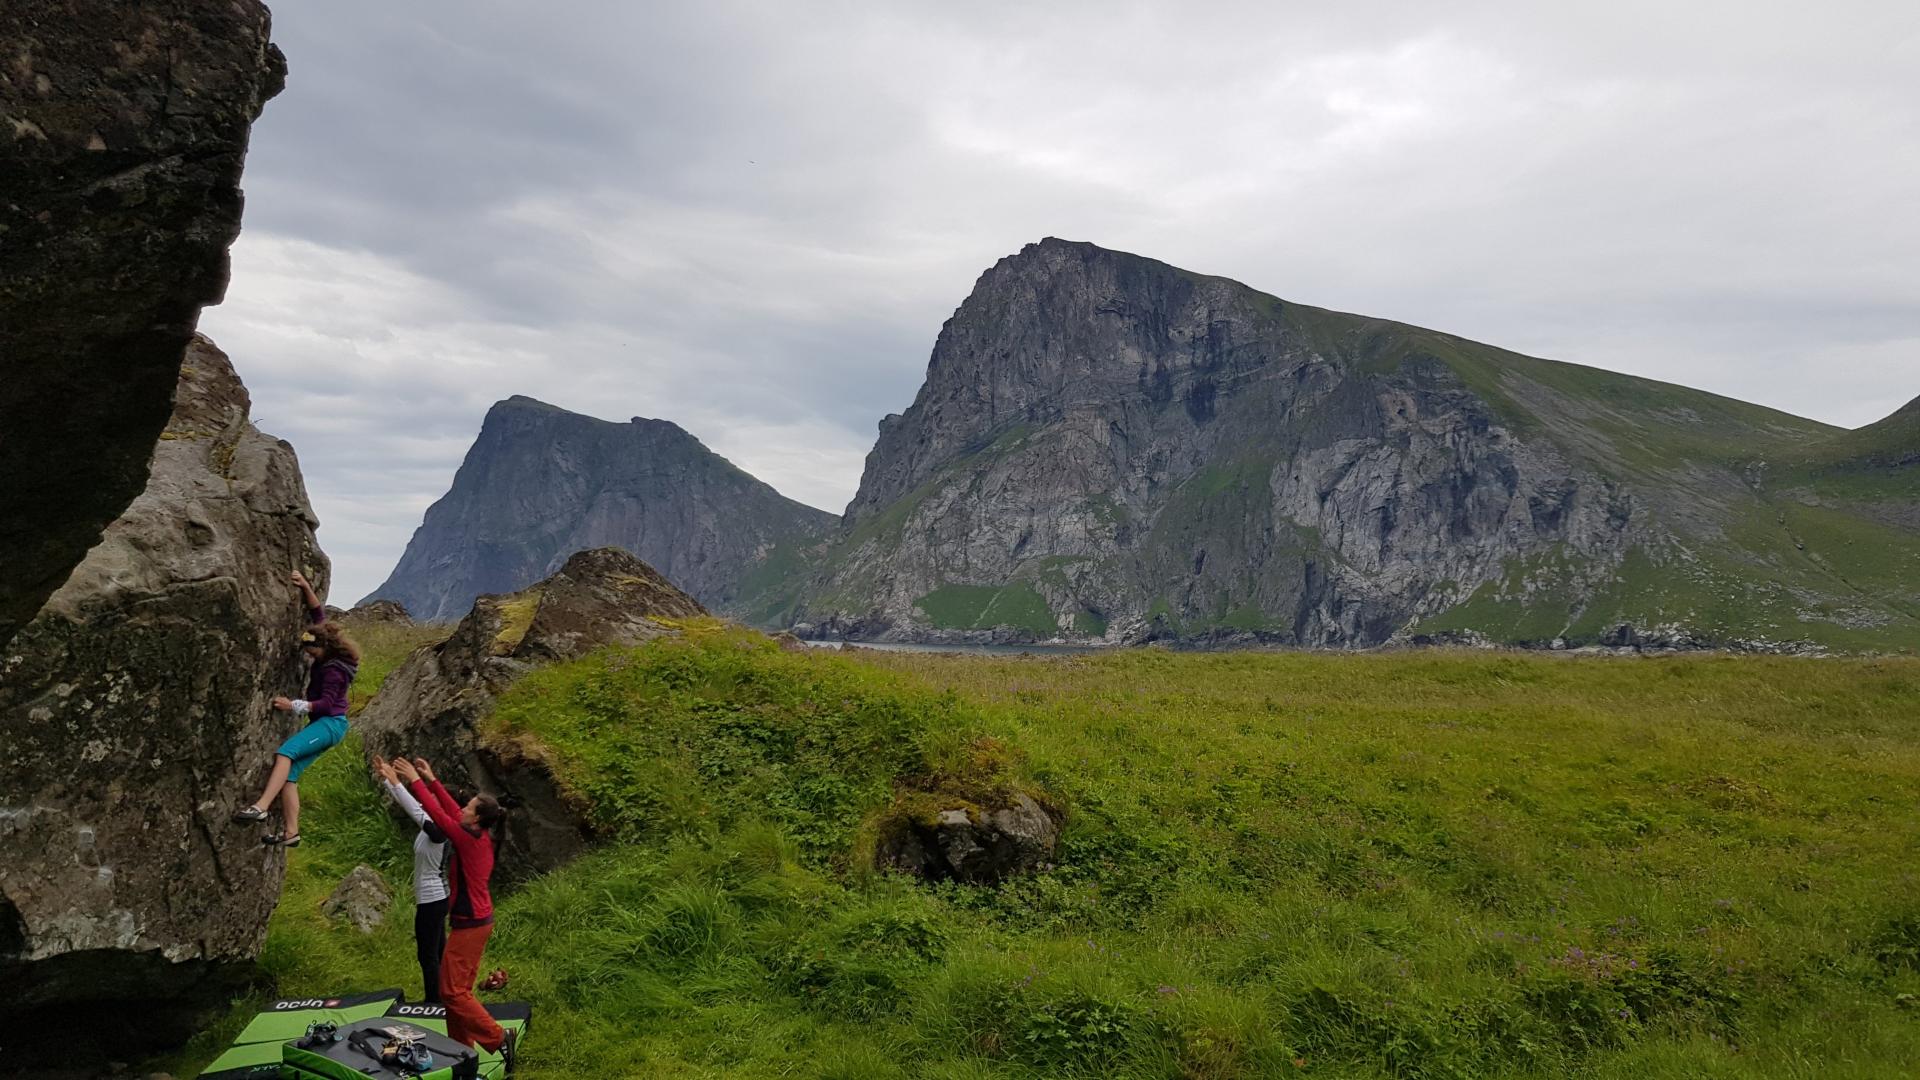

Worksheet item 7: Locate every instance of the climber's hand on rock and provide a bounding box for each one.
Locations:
[289,571,309,589]
[271,695,293,711]
[413,757,436,782]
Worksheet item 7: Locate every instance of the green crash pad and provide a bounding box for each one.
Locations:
[196,992,530,1080]
[198,990,403,1080]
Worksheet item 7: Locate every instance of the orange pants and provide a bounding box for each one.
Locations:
[441,923,505,1052]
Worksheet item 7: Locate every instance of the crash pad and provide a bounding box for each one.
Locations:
[196,991,529,1080]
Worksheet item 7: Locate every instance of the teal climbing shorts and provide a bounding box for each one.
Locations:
[277,714,348,782]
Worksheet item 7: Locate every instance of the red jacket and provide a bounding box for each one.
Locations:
[409,778,494,928]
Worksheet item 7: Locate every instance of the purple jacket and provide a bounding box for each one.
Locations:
[302,604,357,718]
[304,659,356,718]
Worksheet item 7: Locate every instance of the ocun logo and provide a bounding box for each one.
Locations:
[274,998,337,1010]
[393,1004,446,1017]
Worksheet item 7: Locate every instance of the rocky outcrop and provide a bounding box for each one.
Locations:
[357,548,706,880]
[320,866,392,935]
[345,598,413,625]
[366,396,836,624]
[790,239,1919,652]
[876,792,1062,885]
[0,336,326,1065]
[0,1,285,650]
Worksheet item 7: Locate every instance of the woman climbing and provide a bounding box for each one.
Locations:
[373,754,450,1003]
[390,755,518,1073]
[232,570,358,847]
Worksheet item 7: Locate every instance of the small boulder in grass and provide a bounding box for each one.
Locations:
[879,791,1062,884]
[872,737,1064,885]
[320,865,392,934]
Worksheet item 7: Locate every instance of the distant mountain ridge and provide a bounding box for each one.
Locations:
[365,396,835,621]
[372,240,1918,652]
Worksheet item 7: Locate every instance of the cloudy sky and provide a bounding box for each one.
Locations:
[201,0,1920,604]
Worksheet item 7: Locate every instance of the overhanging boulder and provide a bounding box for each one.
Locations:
[0,335,328,1066]
[0,0,286,650]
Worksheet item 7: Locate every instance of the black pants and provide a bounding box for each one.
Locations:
[415,897,449,1003]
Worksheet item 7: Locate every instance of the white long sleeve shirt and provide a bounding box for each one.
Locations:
[383,778,450,905]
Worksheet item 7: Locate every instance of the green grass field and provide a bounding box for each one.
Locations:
[170,624,1920,1078]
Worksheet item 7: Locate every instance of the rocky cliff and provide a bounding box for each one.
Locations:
[358,548,706,881]
[0,0,285,650]
[366,396,837,622]
[0,336,327,1068]
[790,239,1919,652]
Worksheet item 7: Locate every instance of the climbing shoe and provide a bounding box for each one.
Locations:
[262,832,301,847]
[232,806,268,823]
[500,1026,519,1076]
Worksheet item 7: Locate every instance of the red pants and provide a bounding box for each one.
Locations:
[441,923,505,1052]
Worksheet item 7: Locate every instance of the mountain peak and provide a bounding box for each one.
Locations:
[367,402,835,619]
[807,243,1916,651]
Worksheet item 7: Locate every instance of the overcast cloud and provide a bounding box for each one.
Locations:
[197,0,1920,604]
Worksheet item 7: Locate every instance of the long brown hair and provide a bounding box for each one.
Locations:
[309,621,361,665]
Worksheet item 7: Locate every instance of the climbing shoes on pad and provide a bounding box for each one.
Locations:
[282,1016,477,1079]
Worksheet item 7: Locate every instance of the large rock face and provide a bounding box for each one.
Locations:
[791,239,1920,651]
[365,396,836,624]
[0,1,286,650]
[0,336,326,1066]
[358,547,706,881]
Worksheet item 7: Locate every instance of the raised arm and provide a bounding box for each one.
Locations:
[292,570,324,623]
[414,758,463,820]
[375,757,432,828]
[404,776,462,839]
[383,777,431,829]
[425,778,463,821]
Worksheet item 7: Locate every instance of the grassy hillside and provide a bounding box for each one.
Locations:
[170,625,1920,1078]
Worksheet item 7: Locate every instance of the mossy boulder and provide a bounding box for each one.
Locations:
[872,737,1063,884]
[357,547,706,880]
[876,791,1063,884]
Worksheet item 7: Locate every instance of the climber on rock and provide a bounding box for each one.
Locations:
[232,570,358,846]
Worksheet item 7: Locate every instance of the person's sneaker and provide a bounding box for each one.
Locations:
[499,1027,518,1076]
[262,832,301,847]
[232,806,268,823]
